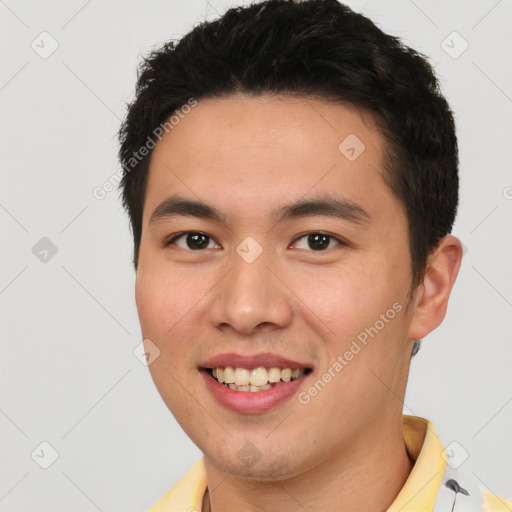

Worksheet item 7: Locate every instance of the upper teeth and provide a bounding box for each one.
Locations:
[212,367,306,386]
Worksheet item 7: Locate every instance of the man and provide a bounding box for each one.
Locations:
[118,1,511,510]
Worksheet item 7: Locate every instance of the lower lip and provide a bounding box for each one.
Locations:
[200,370,310,414]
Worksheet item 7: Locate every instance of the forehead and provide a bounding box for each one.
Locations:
[151,93,383,160]
[144,94,398,227]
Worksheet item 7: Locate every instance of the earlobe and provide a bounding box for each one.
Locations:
[408,235,463,341]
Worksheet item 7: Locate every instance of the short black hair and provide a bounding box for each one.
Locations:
[118,0,459,292]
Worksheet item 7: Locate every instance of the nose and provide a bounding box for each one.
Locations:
[208,248,293,336]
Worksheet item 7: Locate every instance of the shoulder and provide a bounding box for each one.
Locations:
[145,458,207,512]
[482,491,512,512]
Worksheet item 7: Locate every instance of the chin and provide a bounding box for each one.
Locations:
[204,446,309,482]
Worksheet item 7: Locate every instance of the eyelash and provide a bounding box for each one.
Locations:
[164,231,346,251]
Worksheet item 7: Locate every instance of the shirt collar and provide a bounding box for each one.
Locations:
[388,415,447,511]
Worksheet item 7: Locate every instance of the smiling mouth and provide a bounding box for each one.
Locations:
[204,366,313,392]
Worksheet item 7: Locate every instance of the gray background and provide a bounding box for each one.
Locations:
[1,0,511,510]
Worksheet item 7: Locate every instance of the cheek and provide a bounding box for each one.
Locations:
[135,269,200,414]
[288,258,409,388]
[135,264,209,380]
[289,261,394,339]
[135,270,163,336]
[135,264,195,337]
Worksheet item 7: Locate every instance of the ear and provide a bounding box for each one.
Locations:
[408,235,463,341]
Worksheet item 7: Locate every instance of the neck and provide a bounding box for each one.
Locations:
[202,414,414,512]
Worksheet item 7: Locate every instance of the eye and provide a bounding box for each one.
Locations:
[165,231,220,250]
[292,232,344,251]
[164,231,345,252]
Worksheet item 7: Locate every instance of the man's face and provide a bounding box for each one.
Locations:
[136,94,416,479]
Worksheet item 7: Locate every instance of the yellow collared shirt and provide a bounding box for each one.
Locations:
[146,415,511,512]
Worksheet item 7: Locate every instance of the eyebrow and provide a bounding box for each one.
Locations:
[149,194,371,227]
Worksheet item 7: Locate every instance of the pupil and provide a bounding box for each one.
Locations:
[188,233,209,249]
[309,234,329,250]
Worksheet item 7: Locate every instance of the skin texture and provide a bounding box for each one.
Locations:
[135,94,463,512]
